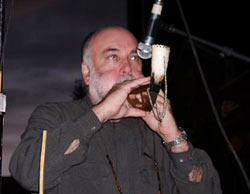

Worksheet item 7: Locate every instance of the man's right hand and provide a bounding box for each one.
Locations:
[92,77,150,123]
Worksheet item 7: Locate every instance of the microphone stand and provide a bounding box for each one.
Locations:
[159,21,250,64]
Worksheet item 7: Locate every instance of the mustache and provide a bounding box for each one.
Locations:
[116,75,134,84]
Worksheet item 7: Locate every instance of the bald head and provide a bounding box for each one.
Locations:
[90,26,138,46]
[82,26,138,66]
[82,26,137,61]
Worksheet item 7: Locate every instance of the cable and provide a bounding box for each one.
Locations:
[175,0,250,192]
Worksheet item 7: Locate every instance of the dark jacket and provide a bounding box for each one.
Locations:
[9,97,222,194]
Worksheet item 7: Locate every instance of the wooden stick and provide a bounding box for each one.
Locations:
[39,130,47,194]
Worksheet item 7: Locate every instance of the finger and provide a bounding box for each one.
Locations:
[156,90,166,102]
[159,89,164,97]
[124,77,150,91]
[152,103,164,116]
[156,95,164,104]
[124,100,144,113]
[166,99,172,111]
[126,107,147,117]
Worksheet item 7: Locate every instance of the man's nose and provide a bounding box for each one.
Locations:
[120,59,132,75]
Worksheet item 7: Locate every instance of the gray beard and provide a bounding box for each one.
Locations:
[89,75,134,104]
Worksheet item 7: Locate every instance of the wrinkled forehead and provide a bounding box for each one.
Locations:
[89,27,138,54]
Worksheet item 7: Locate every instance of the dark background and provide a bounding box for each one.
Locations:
[2,0,250,193]
[129,2,250,193]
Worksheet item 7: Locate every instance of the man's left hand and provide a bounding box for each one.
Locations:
[142,90,189,152]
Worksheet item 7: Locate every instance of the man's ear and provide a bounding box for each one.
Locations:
[81,62,90,85]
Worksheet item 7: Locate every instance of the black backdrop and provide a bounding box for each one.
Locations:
[127,0,250,193]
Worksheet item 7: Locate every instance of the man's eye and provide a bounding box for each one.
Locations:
[108,55,117,60]
[130,56,138,61]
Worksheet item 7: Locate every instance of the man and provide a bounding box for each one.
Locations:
[9,26,222,194]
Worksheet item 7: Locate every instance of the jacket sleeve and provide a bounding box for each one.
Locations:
[168,146,222,194]
[9,102,102,192]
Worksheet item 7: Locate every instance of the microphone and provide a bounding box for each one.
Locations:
[137,0,163,59]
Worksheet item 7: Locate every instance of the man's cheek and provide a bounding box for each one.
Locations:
[133,70,144,78]
[102,77,117,91]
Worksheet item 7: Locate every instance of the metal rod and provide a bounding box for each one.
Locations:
[159,21,250,64]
